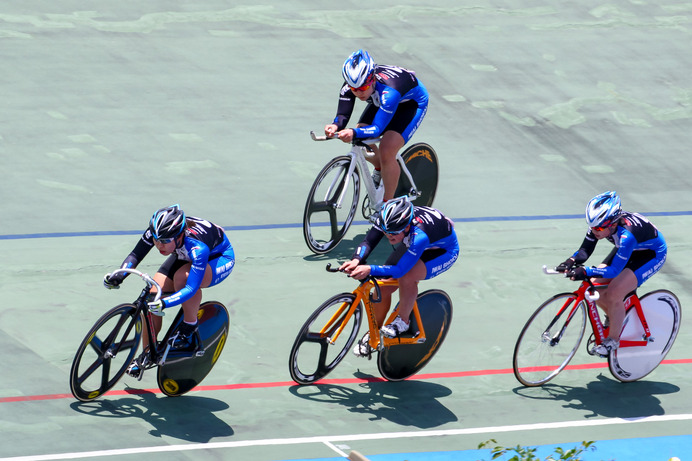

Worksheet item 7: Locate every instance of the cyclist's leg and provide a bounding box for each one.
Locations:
[599,249,665,341]
[172,263,213,323]
[395,259,426,323]
[379,102,422,201]
[379,131,405,201]
[598,269,637,342]
[172,247,235,324]
[371,244,407,326]
[397,247,458,322]
[357,104,380,167]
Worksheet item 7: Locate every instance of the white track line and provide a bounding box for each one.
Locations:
[2,414,691,461]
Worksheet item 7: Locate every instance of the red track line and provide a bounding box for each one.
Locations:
[3,359,691,404]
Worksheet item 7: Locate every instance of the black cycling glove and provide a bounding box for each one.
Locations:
[103,272,125,289]
[567,267,588,281]
[556,257,575,273]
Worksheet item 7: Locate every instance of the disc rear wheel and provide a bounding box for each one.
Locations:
[395,143,438,207]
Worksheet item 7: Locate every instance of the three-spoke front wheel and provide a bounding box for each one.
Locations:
[513,293,586,386]
[303,156,360,254]
[289,293,362,384]
[69,304,142,401]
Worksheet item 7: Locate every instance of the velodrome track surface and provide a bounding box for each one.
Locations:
[1,1,691,460]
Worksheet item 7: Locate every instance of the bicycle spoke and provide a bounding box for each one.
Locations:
[303,156,360,254]
[70,304,142,401]
[513,293,586,386]
[289,293,362,384]
[75,355,105,386]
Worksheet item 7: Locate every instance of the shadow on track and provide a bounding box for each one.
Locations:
[513,374,680,419]
[288,371,457,429]
[69,391,234,442]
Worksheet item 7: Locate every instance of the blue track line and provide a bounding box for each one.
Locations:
[1,211,691,241]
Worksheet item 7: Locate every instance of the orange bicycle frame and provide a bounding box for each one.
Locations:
[318,278,427,351]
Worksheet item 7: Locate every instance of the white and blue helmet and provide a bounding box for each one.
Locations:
[585,191,622,228]
[342,49,375,88]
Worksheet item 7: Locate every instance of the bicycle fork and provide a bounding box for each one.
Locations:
[544,299,581,346]
[327,155,360,211]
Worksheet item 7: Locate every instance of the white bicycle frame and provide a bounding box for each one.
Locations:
[310,131,420,219]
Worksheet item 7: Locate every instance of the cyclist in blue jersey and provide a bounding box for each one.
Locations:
[325,49,429,202]
[339,196,459,357]
[103,205,235,376]
[555,191,667,356]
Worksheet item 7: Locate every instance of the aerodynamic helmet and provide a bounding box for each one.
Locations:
[342,49,375,88]
[149,204,186,240]
[585,191,622,228]
[375,196,414,234]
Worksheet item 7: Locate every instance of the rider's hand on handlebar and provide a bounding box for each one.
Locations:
[103,272,124,289]
[556,257,576,273]
[567,267,588,281]
[147,299,166,316]
[348,265,372,281]
[324,124,338,138]
[339,258,360,274]
[336,129,355,143]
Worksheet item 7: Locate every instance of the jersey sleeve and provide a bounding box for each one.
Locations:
[118,230,154,274]
[161,238,210,307]
[369,230,429,278]
[571,230,597,264]
[333,84,356,130]
[586,229,635,279]
[353,87,402,139]
[351,227,385,262]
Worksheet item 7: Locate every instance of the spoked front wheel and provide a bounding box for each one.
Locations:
[69,303,142,401]
[289,293,363,384]
[303,156,360,254]
[609,290,682,382]
[395,143,438,207]
[513,293,587,386]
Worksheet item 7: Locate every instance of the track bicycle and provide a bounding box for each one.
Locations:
[289,264,453,384]
[513,265,681,386]
[303,131,438,254]
[69,268,230,401]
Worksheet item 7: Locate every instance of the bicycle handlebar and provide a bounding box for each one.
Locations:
[542,265,600,301]
[309,130,381,146]
[325,263,382,303]
[106,268,162,302]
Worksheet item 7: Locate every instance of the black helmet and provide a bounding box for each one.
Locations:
[149,204,186,240]
[375,196,414,234]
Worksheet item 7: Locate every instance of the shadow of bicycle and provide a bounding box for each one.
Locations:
[288,372,457,429]
[69,390,234,442]
[513,373,680,419]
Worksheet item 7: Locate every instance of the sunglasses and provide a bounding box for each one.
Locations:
[591,224,612,232]
[349,76,374,92]
[154,236,175,244]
